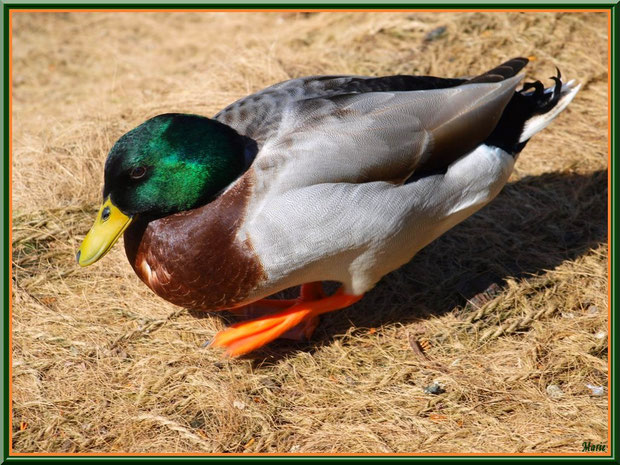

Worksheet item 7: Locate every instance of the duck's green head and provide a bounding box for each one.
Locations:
[77,113,248,267]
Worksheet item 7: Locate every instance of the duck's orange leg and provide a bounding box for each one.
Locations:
[211,287,363,357]
[299,282,326,300]
[225,282,326,341]
[227,282,327,316]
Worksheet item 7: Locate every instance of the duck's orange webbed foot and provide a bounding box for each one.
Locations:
[211,285,363,357]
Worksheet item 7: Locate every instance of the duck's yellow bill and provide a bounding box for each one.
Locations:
[77,197,132,267]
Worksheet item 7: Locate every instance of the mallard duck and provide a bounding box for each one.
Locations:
[77,57,579,356]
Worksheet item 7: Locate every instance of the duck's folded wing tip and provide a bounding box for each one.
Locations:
[466,57,530,84]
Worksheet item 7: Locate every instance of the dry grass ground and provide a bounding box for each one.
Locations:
[11,11,608,454]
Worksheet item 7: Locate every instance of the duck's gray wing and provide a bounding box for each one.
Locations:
[214,74,465,146]
[248,73,524,193]
[214,57,528,151]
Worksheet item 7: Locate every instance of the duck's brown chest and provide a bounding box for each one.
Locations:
[123,176,266,311]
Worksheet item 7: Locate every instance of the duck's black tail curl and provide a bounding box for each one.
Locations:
[485,66,580,155]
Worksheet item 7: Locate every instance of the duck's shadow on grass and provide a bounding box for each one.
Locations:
[193,169,607,363]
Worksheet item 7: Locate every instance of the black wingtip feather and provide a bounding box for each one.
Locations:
[467,57,529,84]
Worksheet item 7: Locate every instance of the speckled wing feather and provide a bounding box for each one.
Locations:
[214,57,528,150]
[216,58,526,190]
[247,74,524,193]
[214,74,465,146]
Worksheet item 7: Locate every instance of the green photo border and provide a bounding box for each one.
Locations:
[2,1,616,461]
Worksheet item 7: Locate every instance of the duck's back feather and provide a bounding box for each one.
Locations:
[215,58,527,193]
[214,57,528,150]
[214,74,464,145]
[236,74,522,204]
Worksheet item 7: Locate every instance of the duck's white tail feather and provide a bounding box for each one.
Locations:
[519,80,581,143]
[484,70,580,155]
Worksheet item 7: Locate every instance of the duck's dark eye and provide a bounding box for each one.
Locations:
[130,166,147,179]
